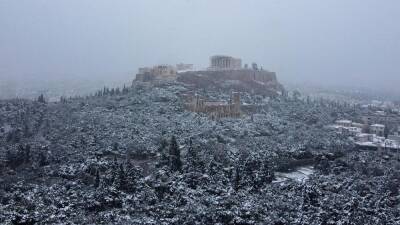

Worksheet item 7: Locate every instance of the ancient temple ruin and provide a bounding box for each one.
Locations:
[176,63,194,72]
[135,64,177,82]
[209,55,242,70]
[133,55,284,97]
[187,92,241,119]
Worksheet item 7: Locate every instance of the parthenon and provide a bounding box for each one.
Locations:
[209,55,242,70]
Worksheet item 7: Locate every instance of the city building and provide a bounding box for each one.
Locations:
[209,55,242,70]
[347,127,363,136]
[332,119,399,150]
[375,110,386,116]
[335,120,352,127]
[356,133,374,143]
[388,134,400,144]
[370,124,385,137]
[362,116,373,125]
[351,122,364,129]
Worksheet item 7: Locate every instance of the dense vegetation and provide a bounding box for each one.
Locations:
[0,82,399,224]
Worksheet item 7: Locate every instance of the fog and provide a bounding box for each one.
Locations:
[1,0,399,96]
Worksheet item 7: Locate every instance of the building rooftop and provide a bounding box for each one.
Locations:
[336,119,352,123]
[357,133,374,137]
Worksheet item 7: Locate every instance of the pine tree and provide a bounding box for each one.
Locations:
[112,142,119,152]
[95,170,100,188]
[23,121,31,138]
[156,138,169,168]
[113,155,118,167]
[158,138,168,152]
[38,151,48,167]
[185,140,204,173]
[233,166,241,191]
[118,164,126,190]
[103,87,107,96]
[157,149,169,168]
[258,160,274,187]
[21,144,31,164]
[122,84,129,94]
[169,136,182,172]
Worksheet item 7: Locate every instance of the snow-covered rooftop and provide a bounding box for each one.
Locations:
[336,119,352,123]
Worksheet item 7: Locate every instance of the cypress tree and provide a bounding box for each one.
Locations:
[169,136,182,172]
[118,164,126,190]
[234,166,241,191]
[37,94,46,103]
[95,170,100,188]
[185,139,203,172]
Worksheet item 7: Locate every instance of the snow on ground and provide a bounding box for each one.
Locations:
[274,166,315,183]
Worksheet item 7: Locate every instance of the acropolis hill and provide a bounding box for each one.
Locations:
[135,55,285,97]
[178,68,283,96]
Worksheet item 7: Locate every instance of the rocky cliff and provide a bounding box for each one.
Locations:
[177,69,284,96]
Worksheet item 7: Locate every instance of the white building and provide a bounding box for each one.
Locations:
[356,133,374,143]
[370,124,385,137]
[335,120,352,127]
[348,127,362,136]
[351,122,364,129]
[388,134,400,144]
[332,120,362,136]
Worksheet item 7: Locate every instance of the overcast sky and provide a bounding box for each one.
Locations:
[0,0,399,92]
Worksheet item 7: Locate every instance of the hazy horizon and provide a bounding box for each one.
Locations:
[1,0,399,95]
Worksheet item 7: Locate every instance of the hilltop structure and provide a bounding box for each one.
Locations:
[135,64,177,82]
[178,55,283,96]
[209,55,242,70]
[176,63,194,72]
[134,55,284,96]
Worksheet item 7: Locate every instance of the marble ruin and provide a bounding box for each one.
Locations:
[209,55,242,70]
[136,64,177,82]
[176,63,194,72]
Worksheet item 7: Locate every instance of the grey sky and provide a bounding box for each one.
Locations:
[0,0,399,92]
